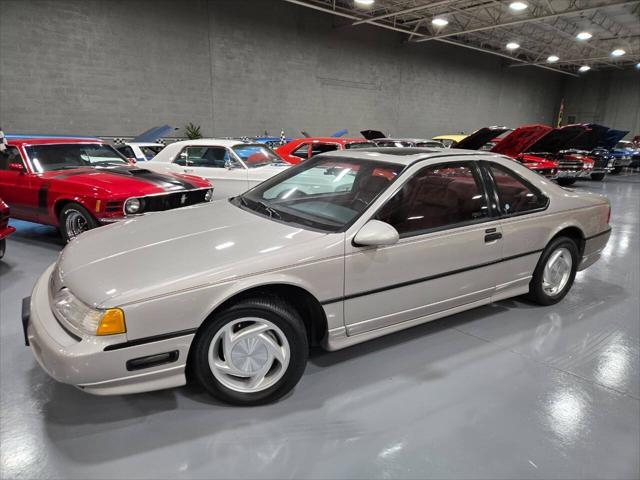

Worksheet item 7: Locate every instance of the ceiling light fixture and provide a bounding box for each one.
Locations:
[509,1,528,11]
[576,31,592,41]
[547,55,559,63]
[354,0,374,5]
[432,17,449,27]
[579,65,591,72]
[506,42,520,50]
[636,63,640,69]
[611,48,626,57]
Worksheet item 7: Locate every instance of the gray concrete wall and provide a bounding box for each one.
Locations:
[1,0,566,139]
[562,70,640,138]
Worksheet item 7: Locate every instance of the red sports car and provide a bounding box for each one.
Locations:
[275,137,376,164]
[0,197,15,259]
[0,136,213,241]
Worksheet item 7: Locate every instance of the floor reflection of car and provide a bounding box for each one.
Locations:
[24,149,611,406]
[144,139,292,199]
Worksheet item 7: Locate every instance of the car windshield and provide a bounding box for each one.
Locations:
[233,144,287,168]
[141,145,164,159]
[615,141,632,150]
[233,156,403,232]
[25,144,129,172]
[345,142,377,149]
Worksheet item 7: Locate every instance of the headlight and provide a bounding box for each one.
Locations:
[204,188,213,202]
[124,198,142,214]
[53,288,126,336]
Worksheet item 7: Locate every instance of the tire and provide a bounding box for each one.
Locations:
[526,236,579,305]
[59,202,99,242]
[0,239,5,259]
[190,297,308,405]
[557,178,577,186]
[611,166,622,175]
[590,172,606,181]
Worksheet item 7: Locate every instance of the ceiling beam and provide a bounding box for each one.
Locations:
[510,54,640,67]
[413,0,640,43]
[352,0,458,26]
[282,0,580,77]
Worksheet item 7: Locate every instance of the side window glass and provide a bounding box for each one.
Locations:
[175,147,230,168]
[310,143,339,157]
[291,144,309,160]
[117,146,135,158]
[376,163,489,237]
[0,147,24,170]
[488,164,548,215]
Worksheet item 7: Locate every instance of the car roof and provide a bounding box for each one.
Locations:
[6,135,103,146]
[317,147,498,166]
[125,142,164,147]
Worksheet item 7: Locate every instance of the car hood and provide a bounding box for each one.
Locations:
[490,125,552,157]
[526,125,588,154]
[57,200,334,307]
[360,129,387,140]
[247,164,291,177]
[566,124,610,151]
[600,129,629,150]
[41,166,210,196]
[454,126,510,151]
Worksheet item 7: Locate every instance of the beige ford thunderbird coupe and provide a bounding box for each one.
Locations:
[23,148,611,405]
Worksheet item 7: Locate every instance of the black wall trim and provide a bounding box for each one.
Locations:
[585,228,611,241]
[104,328,197,351]
[320,248,543,305]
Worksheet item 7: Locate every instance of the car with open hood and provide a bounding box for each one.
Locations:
[115,142,165,162]
[0,136,213,241]
[23,148,611,405]
[431,134,467,148]
[275,137,376,164]
[453,125,559,178]
[610,139,638,172]
[143,139,291,200]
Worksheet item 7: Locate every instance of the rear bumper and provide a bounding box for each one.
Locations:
[24,264,193,395]
[613,158,632,167]
[579,228,611,271]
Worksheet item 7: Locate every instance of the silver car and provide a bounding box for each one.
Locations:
[23,149,611,405]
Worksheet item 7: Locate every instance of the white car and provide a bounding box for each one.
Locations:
[144,139,291,199]
[115,142,165,162]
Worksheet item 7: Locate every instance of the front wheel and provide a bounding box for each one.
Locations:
[526,237,579,305]
[590,172,606,181]
[557,178,577,186]
[190,297,308,405]
[59,202,99,242]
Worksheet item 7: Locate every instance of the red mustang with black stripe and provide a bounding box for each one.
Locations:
[0,136,213,241]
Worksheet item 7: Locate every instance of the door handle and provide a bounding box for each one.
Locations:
[183,168,194,173]
[484,230,502,242]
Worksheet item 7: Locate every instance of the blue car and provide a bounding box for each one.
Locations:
[610,139,640,173]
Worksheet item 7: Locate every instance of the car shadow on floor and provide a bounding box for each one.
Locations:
[8,220,65,249]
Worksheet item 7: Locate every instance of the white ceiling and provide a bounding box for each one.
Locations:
[284,0,640,77]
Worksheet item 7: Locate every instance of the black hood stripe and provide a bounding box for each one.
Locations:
[51,167,198,191]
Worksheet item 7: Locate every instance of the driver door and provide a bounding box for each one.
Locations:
[0,146,43,222]
[343,161,502,335]
[175,146,249,199]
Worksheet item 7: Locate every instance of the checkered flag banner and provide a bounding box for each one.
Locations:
[0,129,6,152]
[280,129,286,145]
[240,136,250,142]
[113,138,127,145]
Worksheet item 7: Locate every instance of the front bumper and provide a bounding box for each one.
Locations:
[555,169,587,179]
[0,225,15,240]
[24,264,194,395]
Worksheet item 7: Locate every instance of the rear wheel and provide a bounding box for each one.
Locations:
[190,297,308,405]
[526,236,579,305]
[557,178,577,186]
[590,172,606,181]
[59,203,99,242]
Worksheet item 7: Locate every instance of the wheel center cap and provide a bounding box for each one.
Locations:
[230,337,269,373]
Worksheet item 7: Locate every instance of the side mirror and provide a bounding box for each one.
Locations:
[8,162,24,172]
[127,157,136,165]
[353,220,399,247]
[225,160,237,170]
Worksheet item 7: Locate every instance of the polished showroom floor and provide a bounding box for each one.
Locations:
[1,175,638,479]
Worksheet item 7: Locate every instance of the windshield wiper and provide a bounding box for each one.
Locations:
[238,196,281,220]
